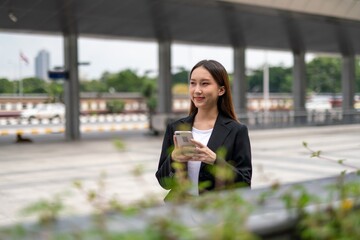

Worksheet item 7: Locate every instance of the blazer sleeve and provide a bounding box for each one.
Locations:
[209,124,252,189]
[230,124,252,186]
[155,123,176,190]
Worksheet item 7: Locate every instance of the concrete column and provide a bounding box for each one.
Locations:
[64,33,80,141]
[157,40,172,114]
[233,46,247,120]
[341,55,355,123]
[292,52,307,124]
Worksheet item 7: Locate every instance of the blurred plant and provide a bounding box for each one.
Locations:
[2,141,360,239]
[73,171,134,239]
[20,191,69,225]
[284,142,360,239]
[113,138,126,151]
[302,141,360,173]
[193,192,257,240]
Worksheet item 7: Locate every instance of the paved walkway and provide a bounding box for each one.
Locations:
[0,124,359,226]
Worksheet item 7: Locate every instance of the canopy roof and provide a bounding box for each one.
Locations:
[1,0,360,54]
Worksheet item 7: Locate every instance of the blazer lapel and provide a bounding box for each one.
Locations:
[201,114,231,169]
[176,114,194,131]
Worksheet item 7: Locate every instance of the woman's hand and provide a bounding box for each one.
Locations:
[171,135,216,164]
[171,135,196,162]
[190,139,217,165]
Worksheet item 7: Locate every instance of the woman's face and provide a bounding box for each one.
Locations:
[189,66,224,111]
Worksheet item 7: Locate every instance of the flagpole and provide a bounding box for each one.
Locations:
[19,51,29,99]
[19,51,23,98]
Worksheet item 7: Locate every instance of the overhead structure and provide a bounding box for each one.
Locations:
[1,0,359,138]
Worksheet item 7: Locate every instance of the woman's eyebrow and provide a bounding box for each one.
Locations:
[190,78,211,81]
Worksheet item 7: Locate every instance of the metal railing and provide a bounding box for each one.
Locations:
[239,109,360,129]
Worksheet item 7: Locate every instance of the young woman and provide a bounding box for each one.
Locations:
[156,60,252,201]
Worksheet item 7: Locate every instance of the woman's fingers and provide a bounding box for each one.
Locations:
[190,139,204,148]
[173,135,179,148]
[192,147,216,164]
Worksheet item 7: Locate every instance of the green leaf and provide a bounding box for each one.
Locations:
[311,151,321,157]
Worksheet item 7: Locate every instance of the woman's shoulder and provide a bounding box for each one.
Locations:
[218,114,248,131]
[167,114,194,130]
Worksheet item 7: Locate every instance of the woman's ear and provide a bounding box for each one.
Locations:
[218,86,225,96]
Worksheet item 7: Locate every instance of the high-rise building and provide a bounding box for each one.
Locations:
[35,50,50,81]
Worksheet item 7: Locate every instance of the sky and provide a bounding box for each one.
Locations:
[0,32,313,81]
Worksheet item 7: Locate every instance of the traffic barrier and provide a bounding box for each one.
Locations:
[0,113,148,126]
[0,122,149,136]
[0,127,64,136]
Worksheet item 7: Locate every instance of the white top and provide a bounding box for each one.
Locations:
[187,127,213,196]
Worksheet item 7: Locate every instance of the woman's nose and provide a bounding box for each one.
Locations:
[195,85,202,93]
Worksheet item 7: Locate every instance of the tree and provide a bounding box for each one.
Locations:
[306,57,341,93]
[104,69,144,92]
[247,69,263,93]
[45,82,64,103]
[0,78,14,93]
[106,100,125,113]
[80,80,107,92]
[247,66,292,93]
[269,66,292,93]
[141,78,158,135]
[22,77,47,93]
[172,67,189,85]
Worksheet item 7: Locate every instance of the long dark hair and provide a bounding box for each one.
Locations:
[188,59,238,122]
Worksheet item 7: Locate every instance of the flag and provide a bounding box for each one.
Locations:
[20,52,29,64]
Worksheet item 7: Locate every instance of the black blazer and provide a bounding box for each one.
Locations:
[156,113,252,199]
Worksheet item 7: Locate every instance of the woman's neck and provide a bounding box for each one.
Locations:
[193,108,218,130]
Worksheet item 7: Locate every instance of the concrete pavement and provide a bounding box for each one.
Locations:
[0,124,359,227]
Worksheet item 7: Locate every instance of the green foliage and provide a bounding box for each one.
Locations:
[246,56,360,94]
[141,80,157,112]
[104,69,144,92]
[293,142,360,239]
[45,82,64,103]
[303,141,359,170]
[0,78,14,93]
[282,185,318,214]
[296,179,360,240]
[271,66,292,92]
[247,66,292,93]
[247,69,263,93]
[1,153,359,239]
[113,138,126,151]
[20,192,67,225]
[306,57,341,93]
[2,56,358,95]
[141,79,158,132]
[1,135,360,240]
[22,77,47,93]
[106,100,125,113]
[172,67,189,85]
[80,79,107,92]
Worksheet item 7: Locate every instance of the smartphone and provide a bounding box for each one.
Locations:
[174,131,194,147]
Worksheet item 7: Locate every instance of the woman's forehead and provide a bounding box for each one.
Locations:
[190,66,213,79]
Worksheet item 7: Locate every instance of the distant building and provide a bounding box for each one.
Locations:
[35,50,50,81]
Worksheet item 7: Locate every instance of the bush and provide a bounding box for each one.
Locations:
[106,100,125,113]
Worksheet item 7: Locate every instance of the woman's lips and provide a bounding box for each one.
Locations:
[193,97,205,101]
